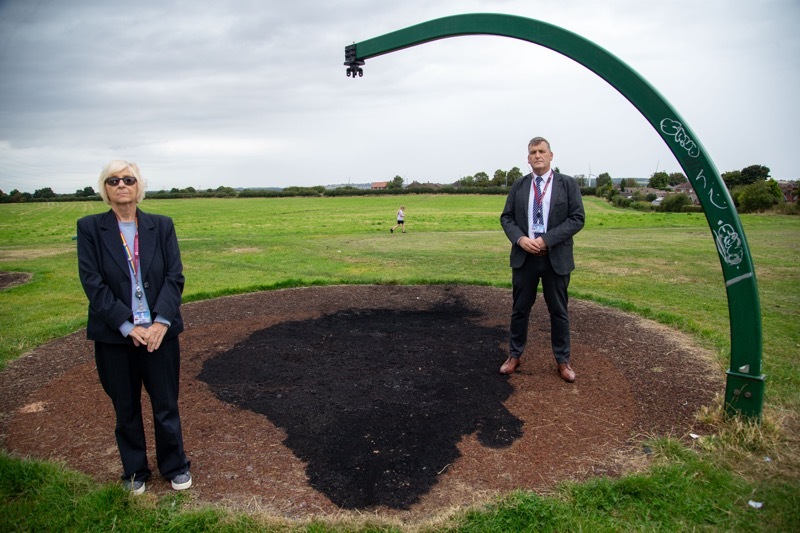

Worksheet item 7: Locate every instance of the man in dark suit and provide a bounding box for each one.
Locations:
[499,137,585,381]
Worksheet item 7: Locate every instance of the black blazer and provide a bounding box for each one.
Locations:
[500,172,585,275]
[77,208,185,344]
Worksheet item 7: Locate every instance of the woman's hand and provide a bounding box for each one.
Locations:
[130,322,169,352]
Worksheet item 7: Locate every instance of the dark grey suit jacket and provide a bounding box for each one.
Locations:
[500,172,585,275]
[77,208,185,344]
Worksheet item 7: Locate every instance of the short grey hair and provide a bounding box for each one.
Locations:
[97,160,146,205]
[528,137,551,151]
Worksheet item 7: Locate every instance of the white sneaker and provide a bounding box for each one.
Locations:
[123,478,145,495]
[171,471,192,490]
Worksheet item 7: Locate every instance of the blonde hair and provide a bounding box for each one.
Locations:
[97,160,146,205]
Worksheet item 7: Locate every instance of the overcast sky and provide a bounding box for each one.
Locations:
[1,0,797,194]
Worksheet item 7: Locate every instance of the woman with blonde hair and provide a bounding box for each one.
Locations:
[77,160,192,495]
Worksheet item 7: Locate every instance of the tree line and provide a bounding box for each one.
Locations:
[587,164,793,214]
[0,182,515,203]
[1,163,793,215]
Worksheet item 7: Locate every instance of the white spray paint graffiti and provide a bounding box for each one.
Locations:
[708,188,727,210]
[661,119,728,209]
[660,118,700,157]
[695,169,728,209]
[714,221,744,266]
[660,117,747,274]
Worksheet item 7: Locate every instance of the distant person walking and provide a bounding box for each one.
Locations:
[76,160,192,495]
[391,205,406,233]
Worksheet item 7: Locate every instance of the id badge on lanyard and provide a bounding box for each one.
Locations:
[133,309,152,325]
[121,220,151,325]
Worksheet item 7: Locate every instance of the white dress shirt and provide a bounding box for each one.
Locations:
[528,170,553,239]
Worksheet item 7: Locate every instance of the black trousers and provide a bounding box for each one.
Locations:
[94,336,189,482]
[509,253,571,364]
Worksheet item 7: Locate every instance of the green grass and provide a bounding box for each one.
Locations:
[459,439,800,532]
[0,452,272,532]
[1,195,798,531]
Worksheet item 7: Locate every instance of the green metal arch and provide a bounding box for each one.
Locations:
[344,13,764,419]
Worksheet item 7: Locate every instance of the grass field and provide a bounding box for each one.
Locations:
[1,195,798,531]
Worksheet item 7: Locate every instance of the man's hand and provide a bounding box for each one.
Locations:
[518,236,548,255]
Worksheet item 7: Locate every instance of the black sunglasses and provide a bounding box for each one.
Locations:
[105,176,137,186]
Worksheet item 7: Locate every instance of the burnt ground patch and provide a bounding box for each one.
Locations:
[199,300,523,509]
[2,285,721,521]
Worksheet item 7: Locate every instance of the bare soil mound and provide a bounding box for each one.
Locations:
[0,271,32,290]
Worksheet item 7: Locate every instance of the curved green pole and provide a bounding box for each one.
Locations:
[344,13,764,420]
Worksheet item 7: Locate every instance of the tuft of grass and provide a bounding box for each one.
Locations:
[0,452,290,532]
[696,402,800,483]
[0,452,156,531]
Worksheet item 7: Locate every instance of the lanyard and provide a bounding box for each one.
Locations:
[532,173,552,204]
[119,218,139,278]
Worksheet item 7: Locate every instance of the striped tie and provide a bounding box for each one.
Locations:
[533,176,543,238]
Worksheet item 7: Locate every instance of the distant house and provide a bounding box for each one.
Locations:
[623,186,667,202]
[673,182,699,204]
[407,181,441,190]
[371,182,388,190]
[778,181,798,203]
